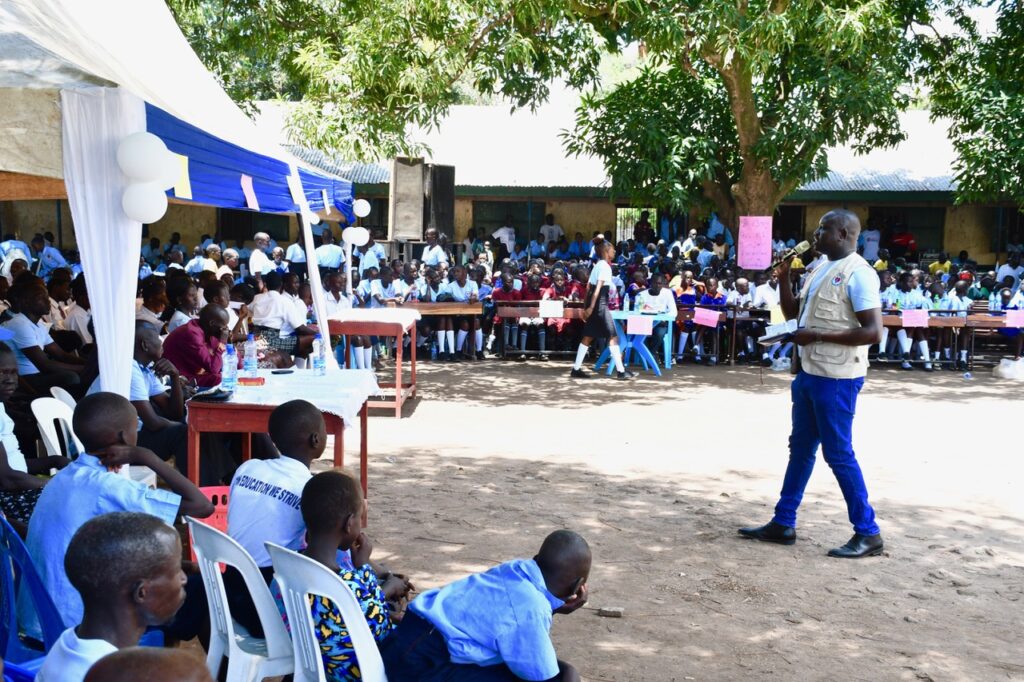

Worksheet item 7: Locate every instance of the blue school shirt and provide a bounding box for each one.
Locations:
[567,241,586,258]
[410,559,564,681]
[528,240,546,258]
[36,245,67,279]
[25,454,181,628]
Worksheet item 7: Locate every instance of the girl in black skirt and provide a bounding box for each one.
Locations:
[570,240,635,380]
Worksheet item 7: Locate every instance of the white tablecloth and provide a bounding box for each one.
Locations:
[328,308,422,326]
[227,369,379,425]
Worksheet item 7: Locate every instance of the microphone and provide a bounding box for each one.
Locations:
[766,241,811,272]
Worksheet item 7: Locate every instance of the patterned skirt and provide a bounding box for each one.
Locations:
[254,326,297,354]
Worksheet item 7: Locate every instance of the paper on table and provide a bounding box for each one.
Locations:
[240,174,259,211]
[172,153,192,200]
[769,305,786,325]
[738,216,773,270]
[1005,309,1024,327]
[538,300,564,318]
[693,307,721,328]
[626,315,653,335]
[901,309,929,327]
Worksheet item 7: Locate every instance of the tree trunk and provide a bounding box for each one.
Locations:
[732,170,780,221]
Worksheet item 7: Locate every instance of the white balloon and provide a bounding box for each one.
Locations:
[155,152,180,191]
[350,226,370,247]
[117,132,170,182]
[341,226,357,244]
[352,198,371,218]
[122,182,168,224]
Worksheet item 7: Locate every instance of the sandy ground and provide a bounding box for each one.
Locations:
[313,359,1024,682]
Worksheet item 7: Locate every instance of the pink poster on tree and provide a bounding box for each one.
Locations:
[738,216,773,270]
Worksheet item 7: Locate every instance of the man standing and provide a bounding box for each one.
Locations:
[739,209,884,558]
[491,215,517,260]
[538,213,564,248]
[249,232,273,277]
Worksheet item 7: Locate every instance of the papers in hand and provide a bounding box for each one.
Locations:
[758,319,798,346]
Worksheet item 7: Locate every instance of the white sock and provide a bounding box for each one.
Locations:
[475,329,483,351]
[879,327,889,352]
[959,350,968,362]
[352,348,363,369]
[610,344,625,372]
[295,357,307,369]
[573,344,589,370]
[896,330,912,355]
[767,342,781,359]
[456,330,468,351]
[943,348,951,359]
[778,342,793,357]
[918,340,930,361]
[486,334,495,351]
[436,331,445,353]
[445,330,455,355]
[361,347,372,368]
[677,332,688,356]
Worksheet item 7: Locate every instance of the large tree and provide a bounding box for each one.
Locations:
[170,0,931,224]
[923,0,1024,210]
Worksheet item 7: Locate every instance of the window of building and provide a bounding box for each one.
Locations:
[218,209,291,244]
[471,201,545,243]
[868,206,946,254]
[774,205,805,241]
[614,207,660,245]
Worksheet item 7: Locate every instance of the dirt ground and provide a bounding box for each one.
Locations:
[314,359,1024,682]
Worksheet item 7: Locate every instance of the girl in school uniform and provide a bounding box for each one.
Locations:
[419,268,457,361]
[489,272,522,357]
[693,277,728,365]
[569,241,635,380]
[163,275,198,334]
[447,265,481,359]
[673,270,705,361]
[542,269,578,352]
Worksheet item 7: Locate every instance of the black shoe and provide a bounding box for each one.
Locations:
[570,368,591,379]
[476,351,485,360]
[615,370,637,380]
[451,353,461,363]
[738,521,796,546]
[827,533,884,558]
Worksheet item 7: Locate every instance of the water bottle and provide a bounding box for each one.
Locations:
[962,372,972,380]
[222,346,238,390]
[312,334,327,376]
[243,333,258,378]
[430,343,438,360]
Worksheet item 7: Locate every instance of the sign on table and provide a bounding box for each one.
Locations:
[737,216,772,270]
[1005,309,1024,327]
[626,315,653,335]
[901,309,929,327]
[538,300,564,318]
[693,307,721,328]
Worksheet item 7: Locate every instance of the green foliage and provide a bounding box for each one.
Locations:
[924,0,1024,208]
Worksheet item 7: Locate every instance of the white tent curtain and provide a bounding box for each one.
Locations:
[290,167,338,369]
[61,86,145,397]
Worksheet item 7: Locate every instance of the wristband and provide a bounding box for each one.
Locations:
[815,331,823,344]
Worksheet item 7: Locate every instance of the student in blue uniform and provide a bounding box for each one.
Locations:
[383,530,591,682]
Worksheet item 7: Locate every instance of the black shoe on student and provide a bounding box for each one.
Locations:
[451,353,462,363]
[476,351,485,360]
[569,368,591,379]
[737,521,796,545]
[827,533,884,558]
[539,354,549,361]
[615,370,637,380]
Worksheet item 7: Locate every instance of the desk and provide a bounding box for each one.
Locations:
[402,301,485,360]
[328,309,421,417]
[186,369,378,498]
[595,311,677,376]
[493,301,586,357]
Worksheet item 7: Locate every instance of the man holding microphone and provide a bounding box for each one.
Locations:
[739,209,885,558]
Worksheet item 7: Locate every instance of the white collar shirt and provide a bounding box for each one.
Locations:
[228,456,312,567]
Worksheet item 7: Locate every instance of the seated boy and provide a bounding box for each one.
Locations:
[273,470,412,681]
[225,399,325,636]
[383,530,591,682]
[25,392,213,628]
[0,340,69,527]
[84,648,213,682]
[37,512,187,682]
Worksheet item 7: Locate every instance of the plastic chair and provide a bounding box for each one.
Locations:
[30,397,83,460]
[48,386,77,411]
[187,518,293,682]
[0,517,65,667]
[266,543,387,682]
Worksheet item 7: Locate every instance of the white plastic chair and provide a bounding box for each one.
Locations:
[187,519,293,682]
[49,386,77,411]
[266,543,387,682]
[30,397,157,487]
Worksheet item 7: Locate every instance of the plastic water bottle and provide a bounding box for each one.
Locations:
[312,334,327,376]
[243,333,258,378]
[962,372,972,380]
[222,346,238,390]
[430,343,438,360]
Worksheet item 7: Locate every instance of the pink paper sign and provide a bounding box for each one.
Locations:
[693,307,721,328]
[1005,309,1024,327]
[240,174,260,211]
[738,216,773,270]
[626,315,653,335]
[901,309,929,327]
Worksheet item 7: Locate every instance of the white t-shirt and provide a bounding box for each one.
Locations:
[324,291,352,317]
[491,226,516,252]
[753,283,781,309]
[249,249,273,276]
[422,244,448,267]
[37,627,117,682]
[0,403,27,473]
[285,243,306,264]
[727,289,754,308]
[250,291,306,335]
[368,280,398,309]
[64,303,93,345]
[228,456,312,568]
[588,260,613,286]
[358,243,388,275]
[2,313,54,376]
[538,223,564,246]
[860,229,881,262]
[635,288,676,314]
[316,244,345,269]
[446,279,479,302]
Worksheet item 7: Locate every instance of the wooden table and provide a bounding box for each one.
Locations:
[328,314,419,418]
[493,301,586,358]
[403,301,485,361]
[186,401,369,496]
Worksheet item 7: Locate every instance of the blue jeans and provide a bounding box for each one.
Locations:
[772,371,880,535]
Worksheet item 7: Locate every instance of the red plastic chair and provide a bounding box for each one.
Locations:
[190,487,230,570]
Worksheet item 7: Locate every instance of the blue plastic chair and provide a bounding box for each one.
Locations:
[0,518,65,666]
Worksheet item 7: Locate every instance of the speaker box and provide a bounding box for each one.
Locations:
[389,157,425,241]
[426,164,455,240]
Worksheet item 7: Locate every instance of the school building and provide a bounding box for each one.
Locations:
[1,105,1019,266]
